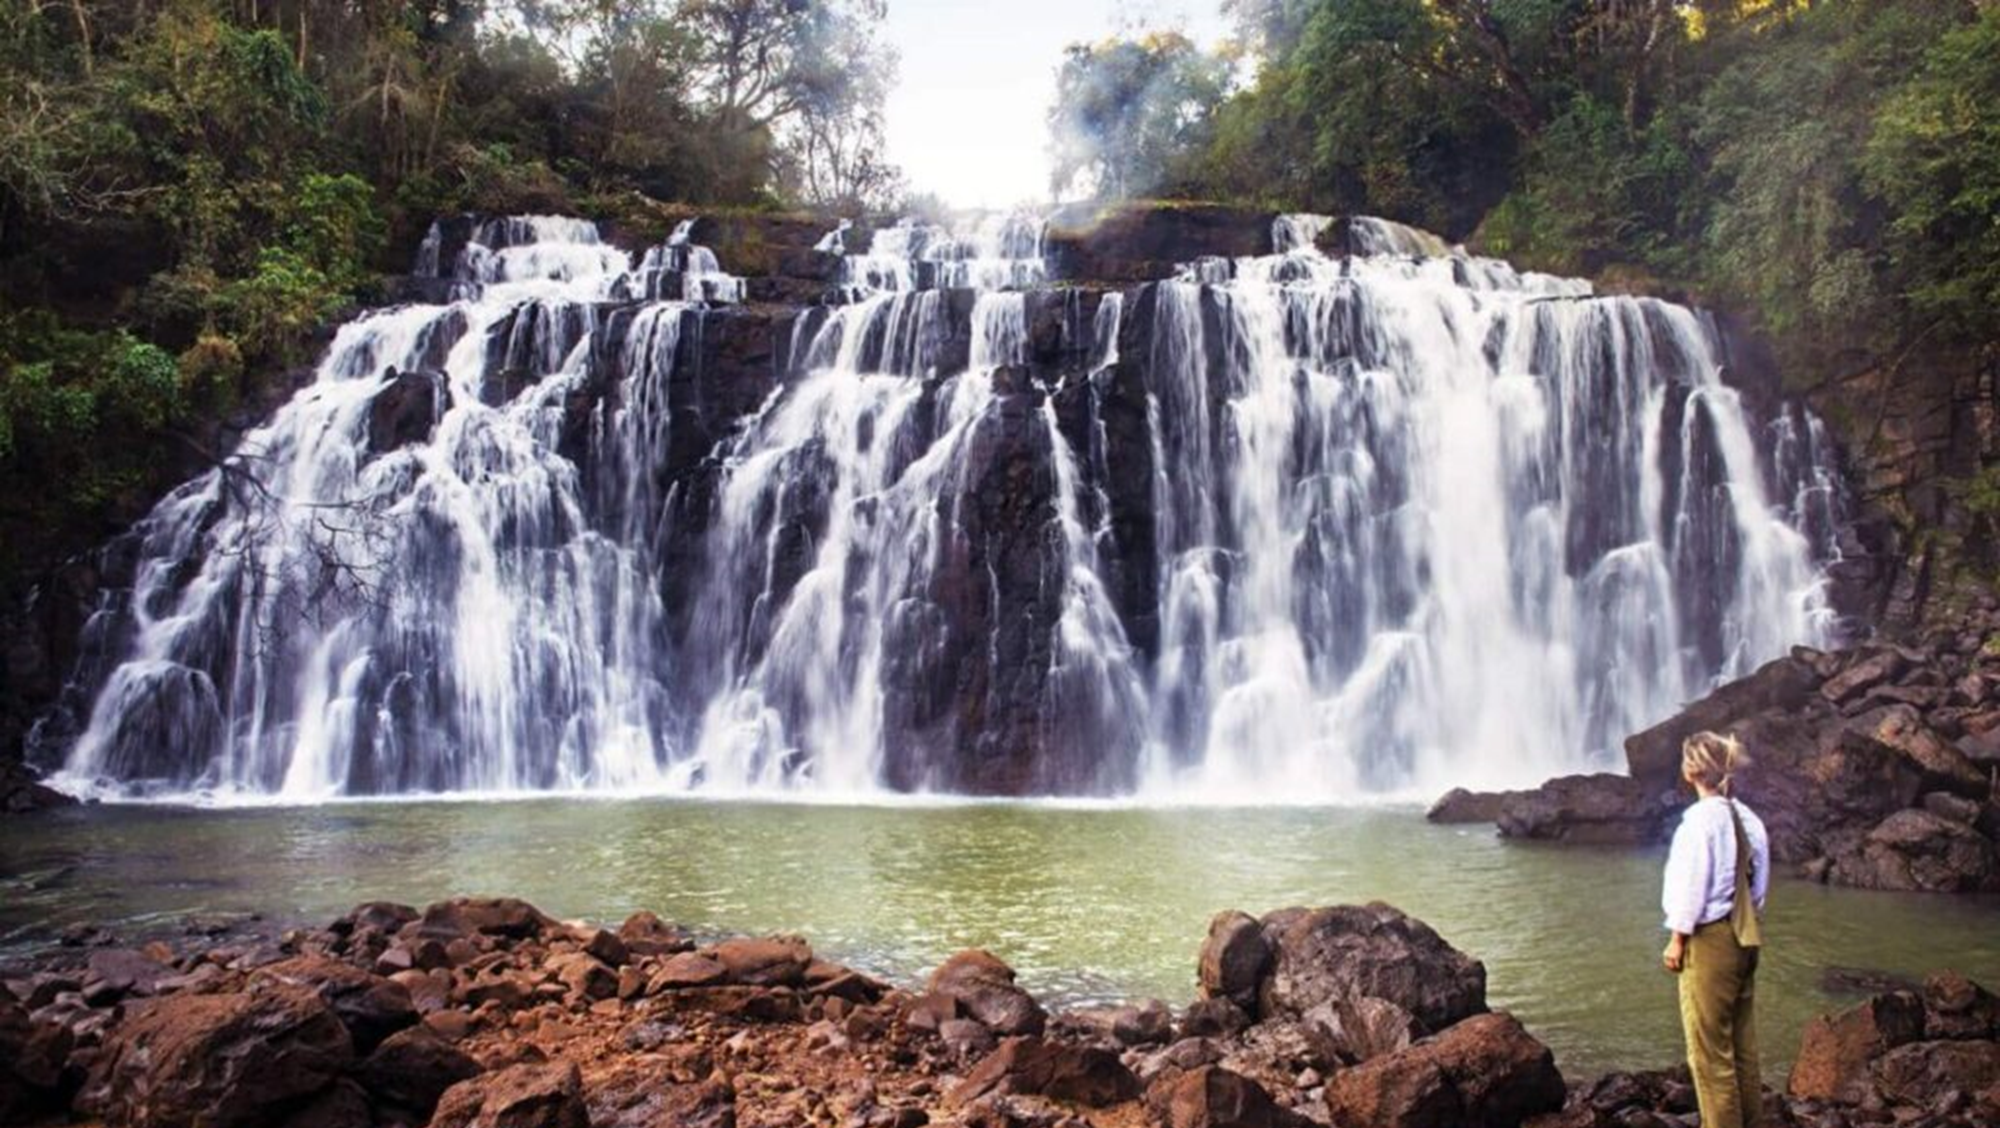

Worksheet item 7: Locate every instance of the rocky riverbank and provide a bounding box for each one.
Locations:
[1432,608,2000,894]
[3,896,1994,1128]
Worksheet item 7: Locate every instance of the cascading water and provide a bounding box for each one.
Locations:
[35,210,1843,802]
[45,217,709,799]
[1128,218,1834,797]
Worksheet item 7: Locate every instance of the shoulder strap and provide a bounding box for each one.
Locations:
[1726,799,1762,948]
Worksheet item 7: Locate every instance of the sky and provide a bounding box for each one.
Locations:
[882,0,1232,209]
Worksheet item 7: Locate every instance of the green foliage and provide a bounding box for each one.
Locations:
[1863,7,2000,341]
[0,0,898,593]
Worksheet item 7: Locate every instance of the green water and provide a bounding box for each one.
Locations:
[3,798,1996,1079]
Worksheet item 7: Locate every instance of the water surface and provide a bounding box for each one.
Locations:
[3,798,1995,1080]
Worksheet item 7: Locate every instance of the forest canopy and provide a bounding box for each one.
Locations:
[1050,0,2000,374]
[0,0,899,586]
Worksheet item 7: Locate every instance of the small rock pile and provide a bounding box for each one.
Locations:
[1432,635,2000,894]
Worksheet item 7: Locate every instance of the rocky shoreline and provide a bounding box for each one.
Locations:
[1432,608,2000,895]
[3,896,1994,1128]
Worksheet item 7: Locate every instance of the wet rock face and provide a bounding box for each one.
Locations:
[1045,203,1277,283]
[366,368,451,456]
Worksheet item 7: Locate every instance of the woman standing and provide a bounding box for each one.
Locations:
[1661,731,1771,1128]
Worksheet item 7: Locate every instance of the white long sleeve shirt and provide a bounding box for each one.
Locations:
[1661,796,1770,936]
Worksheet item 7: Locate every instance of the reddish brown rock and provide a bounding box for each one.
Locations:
[81,984,354,1128]
[1321,1012,1565,1128]
[1149,1065,1309,1128]
[1862,705,1990,797]
[357,1025,483,1116]
[1788,990,1926,1101]
[710,936,812,987]
[617,911,690,956]
[1871,1039,2000,1107]
[1198,911,1271,1013]
[255,953,417,1052]
[1258,903,1486,1035]
[587,1056,736,1128]
[1493,774,1675,845]
[0,997,73,1123]
[1924,972,2000,1040]
[407,897,555,943]
[1427,788,1508,824]
[81,947,176,1004]
[429,1060,588,1128]
[926,950,1047,1036]
[1835,809,1999,893]
[649,951,730,991]
[949,1036,1142,1107]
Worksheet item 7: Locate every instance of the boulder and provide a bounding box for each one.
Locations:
[254,953,417,1052]
[337,901,421,936]
[1198,911,1272,1013]
[1870,1039,2000,1107]
[0,760,78,813]
[648,952,730,991]
[1181,997,1252,1039]
[949,1036,1142,1107]
[587,1058,735,1128]
[1832,809,1999,893]
[709,936,811,987]
[925,950,1047,1036]
[1788,990,1926,1101]
[0,998,72,1123]
[1217,1018,1341,1098]
[1625,656,1820,785]
[1820,648,1907,704]
[1494,774,1675,845]
[81,984,354,1128]
[1316,994,1424,1063]
[550,953,617,1000]
[430,1061,589,1128]
[1321,1012,1566,1128]
[617,911,690,956]
[1427,788,1508,824]
[1860,705,1990,797]
[1924,972,2000,1040]
[1257,903,1486,1034]
[356,1025,482,1116]
[1148,1065,1310,1128]
[81,947,176,1004]
[406,897,555,942]
[278,1079,373,1128]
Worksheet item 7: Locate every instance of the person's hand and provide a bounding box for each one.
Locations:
[1663,935,1686,974]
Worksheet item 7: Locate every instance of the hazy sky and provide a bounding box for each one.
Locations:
[883,1,1231,208]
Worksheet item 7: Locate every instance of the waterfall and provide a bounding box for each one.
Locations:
[36,210,1842,802]
[1128,220,1833,797]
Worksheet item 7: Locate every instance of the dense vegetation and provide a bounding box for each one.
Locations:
[0,0,896,590]
[1052,0,2000,381]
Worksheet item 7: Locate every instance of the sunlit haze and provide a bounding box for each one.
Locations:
[884,0,1231,208]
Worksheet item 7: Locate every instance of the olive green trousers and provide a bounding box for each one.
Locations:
[1679,920,1762,1128]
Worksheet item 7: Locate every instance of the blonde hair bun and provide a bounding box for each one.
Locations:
[1681,731,1748,794]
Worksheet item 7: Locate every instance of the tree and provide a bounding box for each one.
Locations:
[1863,5,2000,342]
[1048,31,1230,201]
